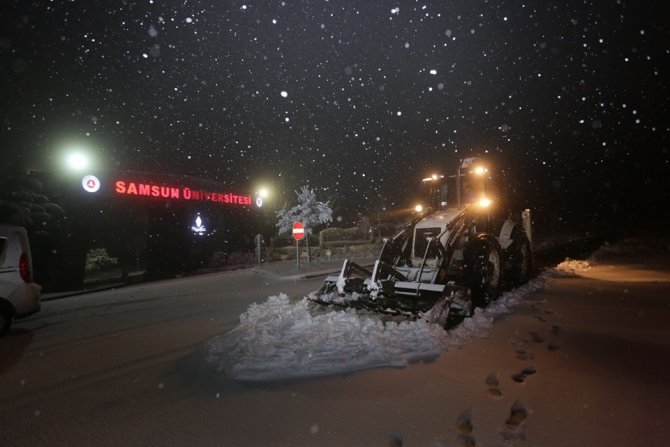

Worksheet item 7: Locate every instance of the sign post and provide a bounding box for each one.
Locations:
[254,234,263,265]
[292,221,305,269]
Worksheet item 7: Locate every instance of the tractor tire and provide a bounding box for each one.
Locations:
[464,237,503,308]
[505,226,532,287]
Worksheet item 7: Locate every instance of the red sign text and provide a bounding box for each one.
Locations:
[114,180,252,206]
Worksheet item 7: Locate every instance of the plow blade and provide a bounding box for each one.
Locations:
[313,260,472,328]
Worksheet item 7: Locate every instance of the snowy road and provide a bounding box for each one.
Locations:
[1,237,670,447]
[0,268,325,446]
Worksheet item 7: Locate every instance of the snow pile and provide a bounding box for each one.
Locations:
[548,258,592,277]
[547,237,668,277]
[205,294,449,381]
[205,277,546,381]
[448,276,546,346]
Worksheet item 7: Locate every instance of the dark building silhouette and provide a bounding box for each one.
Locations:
[30,170,260,291]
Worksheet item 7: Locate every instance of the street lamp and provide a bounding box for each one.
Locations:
[253,184,274,263]
[255,185,272,208]
[64,151,91,172]
[58,142,98,176]
[258,187,270,199]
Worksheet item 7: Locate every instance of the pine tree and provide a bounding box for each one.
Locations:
[276,186,333,262]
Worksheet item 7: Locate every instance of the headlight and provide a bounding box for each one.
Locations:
[472,166,488,176]
[478,197,492,208]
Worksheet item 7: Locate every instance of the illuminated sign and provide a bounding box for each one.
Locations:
[191,214,207,235]
[255,196,263,208]
[82,175,101,193]
[114,180,252,206]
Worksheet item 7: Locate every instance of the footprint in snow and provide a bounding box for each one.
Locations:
[500,399,528,441]
[455,409,476,447]
[529,331,545,343]
[550,324,561,335]
[387,432,403,447]
[548,343,560,352]
[511,366,537,384]
[515,349,534,361]
[456,409,474,434]
[456,434,476,447]
[485,373,503,399]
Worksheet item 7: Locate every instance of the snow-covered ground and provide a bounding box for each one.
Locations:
[205,249,609,381]
[4,233,670,447]
[198,235,670,447]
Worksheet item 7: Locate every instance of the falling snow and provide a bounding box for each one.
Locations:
[1,1,668,224]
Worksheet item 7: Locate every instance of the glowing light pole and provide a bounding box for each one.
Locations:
[255,186,269,208]
[254,185,272,264]
[60,147,98,192]
[64,152,90,171]
[258,187,270,199]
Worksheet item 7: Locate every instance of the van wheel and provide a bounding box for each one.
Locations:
[0,307,11,336]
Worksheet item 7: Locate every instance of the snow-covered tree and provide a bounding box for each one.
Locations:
[85,248,118,272]
[0,168,66,233]
[276,186,333,236]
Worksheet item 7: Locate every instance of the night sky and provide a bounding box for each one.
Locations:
[2,0,669,226]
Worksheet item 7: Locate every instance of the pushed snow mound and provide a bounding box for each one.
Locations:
[204,276,547,381]
[204,294,449,381]
[548,258,592,277]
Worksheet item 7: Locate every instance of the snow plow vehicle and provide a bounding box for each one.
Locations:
[312,158,533,328]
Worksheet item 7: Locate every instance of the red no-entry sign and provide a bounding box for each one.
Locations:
[292,221,305,240]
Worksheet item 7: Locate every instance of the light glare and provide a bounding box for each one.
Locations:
[478,197,492,208]
[65,152,90,171]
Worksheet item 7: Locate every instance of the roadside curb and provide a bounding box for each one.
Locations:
[41,282,128,301]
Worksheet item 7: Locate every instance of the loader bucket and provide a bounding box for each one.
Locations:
[393,281,473,323]
[313,260,473,328]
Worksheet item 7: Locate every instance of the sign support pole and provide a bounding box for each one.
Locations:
[292,220,305,270]
[296,239,300,270]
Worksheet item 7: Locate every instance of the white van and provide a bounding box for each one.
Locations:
[0,225,41,335]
